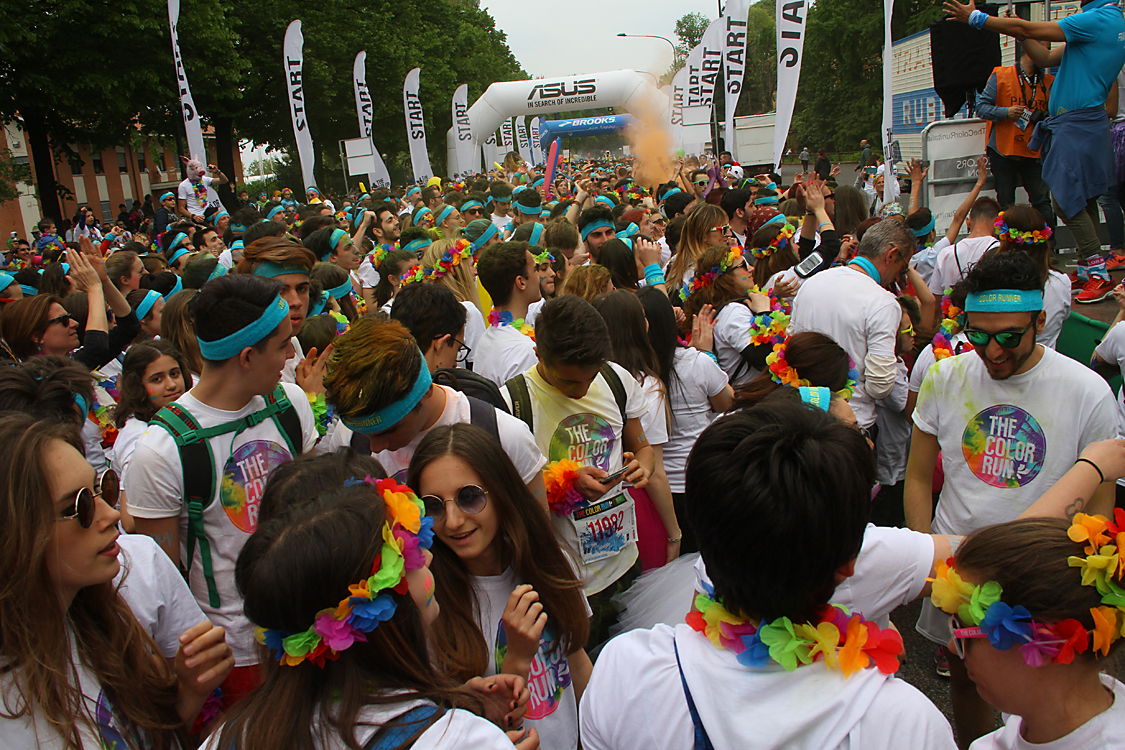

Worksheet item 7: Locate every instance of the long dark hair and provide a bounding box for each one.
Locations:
[597,239,639,291]
[114,341,194,427]
[593,290,663,400]
[637,286,677,394]
[407,424,589,682]
[219,488,480,750]
[732,331,850,411]
[375,249,415,308]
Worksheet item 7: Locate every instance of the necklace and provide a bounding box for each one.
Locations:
[191,180,208,206]
[687,589,903,676]
[487,309,534,340]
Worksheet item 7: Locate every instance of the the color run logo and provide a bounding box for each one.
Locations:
[961,405,1046,489]
[495,622,570,720]
[549,413,615,470]
[221,440,292,532]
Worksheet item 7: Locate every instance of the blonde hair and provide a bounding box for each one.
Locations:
[423,239,482,314]
[667,204,728,292]
[560,264,613,302]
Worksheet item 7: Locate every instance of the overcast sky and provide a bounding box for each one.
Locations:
[481,0,722,80]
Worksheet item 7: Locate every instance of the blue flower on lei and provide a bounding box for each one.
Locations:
[980,601,1034,650]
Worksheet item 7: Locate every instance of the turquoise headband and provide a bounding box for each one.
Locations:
[135,289,162,320]
[308,296,327,317]
[403,238,432,255]
[197,293,290,361]
[207,263,228,282]
[340,361,432,434]
[326,278,353,299]
[594,196,615,209]
[762,213,787,230]
[168,232,189,250]
[406,187,422,200]
[516,201,541,215]
[513,185,528,195]
[231,223,247,233]
[799,386,832,412]
[168,246,191,267]
[913,217,937,237]
[163,275,183,300]
[435,205,455,225]
[0,272,15,293]
[661,188,682,200]
[755,196,779,205]
[253,261,310,278]
[331,228,349,248]
[581,220,614,242]
[471,223,499,252]
[267,205,285,220]
[529,223,544,247]
[619,222,640,238]
[231,239,244,251]
[209,209,230,227]
[848,256,881,285]
[19,284,38,296]
[965,288,1044,312]
[461,200,484,212]
[160,191,175,202]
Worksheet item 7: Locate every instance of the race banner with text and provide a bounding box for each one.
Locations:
[529,117,543,166]
[167,0,205,161]
[283,20,317,190]
[774,0,811,169]
[515,115,534,166]
[451,84,477,176]
[403,67,433,183]
[723,0,750,154]
[352,51,392,188]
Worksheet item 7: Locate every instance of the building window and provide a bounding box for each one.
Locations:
[100,201,111,221]
[116,148,128,173]
[157,150,166,171]
[70,159,82,176]
[91,152,104,175]
[136,149,147,172]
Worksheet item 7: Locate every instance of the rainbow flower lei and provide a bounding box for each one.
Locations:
[254,477,434,667]
[750,223,796,260]
[766,340,810,388]
[932,290,965,362]
[533,248,555,265]
[687,586,903,675]
[487,309,535,340]
[678,246,747,301]
[399,264,428,286]
[430,239,473,280]
[367,243,398,272]
[994,211,1052,246]
[544,459,584,517]
[191,180,208,206]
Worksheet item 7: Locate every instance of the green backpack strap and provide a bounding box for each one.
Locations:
[150,403,221,609]
[599,363,628,426]
[264,384,302,456]
[504,373,534,433]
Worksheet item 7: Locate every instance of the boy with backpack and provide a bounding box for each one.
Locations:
[501,295,654,649]
[127,274,319,705]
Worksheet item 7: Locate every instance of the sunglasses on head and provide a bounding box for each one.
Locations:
[963,319,1036,349]
[57,469,119,529]
[949,615,987,659]
[421,484,488,521]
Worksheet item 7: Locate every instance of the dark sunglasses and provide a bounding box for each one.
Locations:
[421,484,488,520]
[963,320,1036,349]
[58,469,119,528]
[46,313,76,328]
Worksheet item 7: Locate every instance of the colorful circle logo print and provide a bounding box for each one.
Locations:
[961,404,1046,489]
[549,412,615,469]
[221,440,292,532]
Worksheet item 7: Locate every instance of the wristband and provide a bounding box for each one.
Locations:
[703,351,719,364]
[1076,457,1106,484]
[968,9,988,29]
[643,263,666,286]
[668,533,683,543]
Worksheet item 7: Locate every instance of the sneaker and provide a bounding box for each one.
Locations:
[1070,271,1086,292]
[1076,277,1116,304]
[1107,253,1125,271]
[935,646,950,678]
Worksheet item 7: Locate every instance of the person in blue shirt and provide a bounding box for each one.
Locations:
[945,0,1125,292]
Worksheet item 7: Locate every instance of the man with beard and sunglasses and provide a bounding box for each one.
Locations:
[904,250,1117,745]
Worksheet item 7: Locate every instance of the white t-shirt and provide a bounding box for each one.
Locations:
[471,567,591,750]
[790,266,901,427]
[914,346,1117,535]
[1039,269,1071,349]
[501,362,647,595]
[124,383,318,665]
[281,336,304,385]
[637,375,669,448]
[110,416,148,484]
[713,300,760,387]
[764,267,801,300]
[927,236,1001,295]
[0,631,160,750]
[909,333,972,393]
[202,700,515,750]
[115,533,206,658]
[874,360,911,486]
[910,239,946,288]
[665,348,729,493]
[356,255,380,288]
[1096,322,1125,440]
[525,298,545,327]
[475,325,539,387]
[462,301,485,367]
[968,675,1125,750]
[218,248,234,269]
[320,385,545,485]
[178,175,220,217]
[579,622,956,750]
[491,212,510,230]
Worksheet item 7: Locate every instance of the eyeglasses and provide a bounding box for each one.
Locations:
[963,320,1036,349]
[694,180,709,187]
[710,225,732,236]
[45,313,75,328]
[454,338,470,363]
[421,484,488,520]
[727,258,748,272]
[900,324,914,337]
[57,469,119,528]
[949,615,987,659]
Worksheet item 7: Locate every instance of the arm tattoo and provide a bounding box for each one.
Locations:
[1065,497,1086,521]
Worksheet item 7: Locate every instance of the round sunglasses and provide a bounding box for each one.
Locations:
[57,469,119,528]
[421,484,488,521]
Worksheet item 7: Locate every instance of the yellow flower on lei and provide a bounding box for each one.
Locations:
[929,558,975,615]
[383,486,422,533]
[794,621,841,670]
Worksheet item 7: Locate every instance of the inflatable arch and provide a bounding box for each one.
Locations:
[446,69,669,176]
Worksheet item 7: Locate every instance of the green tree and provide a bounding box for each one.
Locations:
[673,12,711,70]
[737,0,778,116]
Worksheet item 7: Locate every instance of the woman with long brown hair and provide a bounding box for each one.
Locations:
[159,288,203,377]
[0,413,231,748]
[731,331,852,411]
[408,423,591,750]
[665,204,730,294]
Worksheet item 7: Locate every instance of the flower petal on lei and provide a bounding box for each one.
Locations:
[980,602,1034,650]
[795,621,841,670]
[759,617,813,672]
[860,621,903,674]
[1091,606,1119,656]
[1068,513,1110,555]
[347,593,397,631]
[1051,619,1089,665]
[838,616,871,677]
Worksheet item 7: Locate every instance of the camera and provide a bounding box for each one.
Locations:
[1017,107,1048,132]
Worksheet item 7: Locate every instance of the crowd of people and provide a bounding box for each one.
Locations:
[1,3,1125,749]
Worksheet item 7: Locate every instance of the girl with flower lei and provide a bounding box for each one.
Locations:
[407,424,593,750]
[209,469,536,750]
[994,210,1052,248]
[730,330,857,411]
[992,204,1071,349]
[423,239,486,367]
[928,516,1125,749]
[680,244,791,386]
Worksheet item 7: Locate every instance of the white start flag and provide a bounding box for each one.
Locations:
[352,51,392,188]
[774,0,813,169]
[529,117,543,165]
[283,20,317,190]
[881,0,896,205]
[723,0,750,154]
[515,115,534,166]
[167,0,205,162]
[403,67,433,183]
[451,84,477,176]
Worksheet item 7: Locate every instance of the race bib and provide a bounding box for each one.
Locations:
[572,491,636,564]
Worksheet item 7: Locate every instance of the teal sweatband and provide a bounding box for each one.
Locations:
[644,263,665,286]
[800,386,832,412]
[163,275,183,300]
[230,223,247,233]
[168,247,190,267]
[197,293,290,361]
[168,232,189,250]
[135,290,162,320]
[661,188,682,200]
[160,191,175,202]
[326,278,353,299]
[435,205,455,225]
[580,220,614,242]
[0,272,15,293]
[762,214,787,230]
[848,256,881,285]
[331,228,348,248]
[208,263,228,282]
[913,217,937,237]
[471,223,499,252]
[619,222,640,238]
[231,239,244,251]
[406,187,422,200]
[340,361,432,434]
[267,205,285,220]
[253,261,309,279]
[755,196,779,205]
[20,285,38,296]
[965,288,1043,312]
[403,238,432,255]
[516,202,541,215]
[209,209,230,226]
[415,208,433,223]
[460,200,484,212]
[529,223,544,247]
[594,196,615,208]
[308,296,327,317]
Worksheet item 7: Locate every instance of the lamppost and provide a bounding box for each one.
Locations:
[616,33,678,62]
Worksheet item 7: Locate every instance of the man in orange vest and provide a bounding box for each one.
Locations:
[977,52,1054,226]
